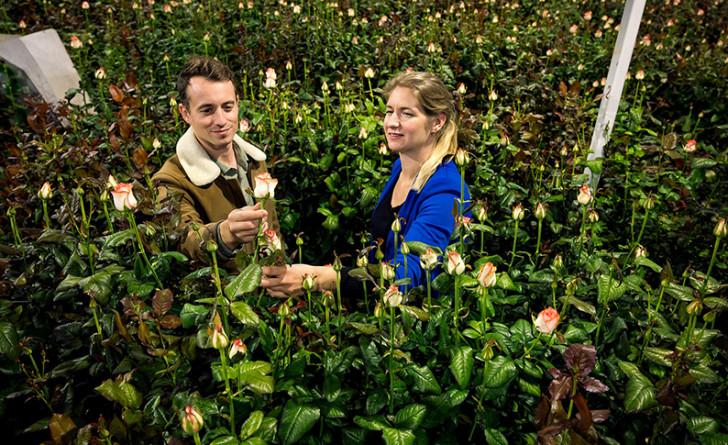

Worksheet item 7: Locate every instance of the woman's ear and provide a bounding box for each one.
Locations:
[431,112,447,133]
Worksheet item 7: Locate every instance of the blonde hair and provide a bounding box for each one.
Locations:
[382,71,458,192]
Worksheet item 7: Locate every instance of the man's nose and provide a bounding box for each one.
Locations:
[213,108,227,125]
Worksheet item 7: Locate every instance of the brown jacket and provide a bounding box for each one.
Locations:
[152,127,279,263]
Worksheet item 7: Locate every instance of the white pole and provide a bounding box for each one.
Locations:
[586,0,646,187]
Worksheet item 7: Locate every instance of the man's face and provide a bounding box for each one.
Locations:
[179,76,238,157]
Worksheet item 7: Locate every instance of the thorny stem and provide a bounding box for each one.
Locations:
[389,304,396,415]
[209,252,230,335]
[509,220,519,269]
[128,211,162,288]
[218,348,236,433]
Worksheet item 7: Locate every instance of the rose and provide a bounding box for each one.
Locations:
[455,148,470,166]
[420,248,438,271]
[239,118,250,133]
[181,405,204,434]
[253,173,278,199]
[534,307,560,334]
[534,202,546,220]
[228,338,247,359]
[38,181,52,200]
[446,250,465,275]
[715,217,727,238]
[383,284,403,308]
[476,262,497,288]
[683,139,697,153]
[380,262,395,281]
[111,183,138,211]
[301,273,316,292]
[577,184,593,206]
[263,229,282,251]
[209,322,229,349]
[356,254,368,268]
[512,203,525,221]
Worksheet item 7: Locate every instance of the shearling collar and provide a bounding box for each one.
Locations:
[176,127,267,186]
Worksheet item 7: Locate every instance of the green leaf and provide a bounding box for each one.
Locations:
[664,282,694,302]
[482,356,517,388]
[484,428,509,445]
[496,272,520,291]
[180,303,209,329]
[642,347,673,367]
[239,410,264,440]
[449,346,474,389]
[617,360,643,379]
[624,376,657,412]
[634,257,662,273]
[241,438,266,445]
[399,305,430,321]
[559,295,596,316]
[230,301,260,327]
[406,241,442,256]
[689,362,720,384]
[349,321,379,335]
[382,427,416,445]
[211,436,239,445]
[405,364,441,394]
[354,415,390,431]
[597,274,628,305]
[225,263,262,299]
[366,390,388,415]
[687,416,719,435]
[278,402,320,445]
[394,404,427,430]
[95,378,142,409]
[102,228,134,247]
[0,321,20,360]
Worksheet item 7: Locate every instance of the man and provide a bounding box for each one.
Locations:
[153,56,278,263]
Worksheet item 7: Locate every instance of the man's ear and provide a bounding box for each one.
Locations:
[178,103,191,125]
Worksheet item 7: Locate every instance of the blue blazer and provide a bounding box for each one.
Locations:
[373,157,471,288]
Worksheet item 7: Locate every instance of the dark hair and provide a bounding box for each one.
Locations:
[176,56,237,107]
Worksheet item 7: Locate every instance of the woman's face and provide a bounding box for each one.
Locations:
[384,86,442,156]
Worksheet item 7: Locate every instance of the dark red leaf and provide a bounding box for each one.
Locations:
[580,376,609,393]
[109,84,125,103]
[573,393,592,433]
[152,288,173,317]
[132,147,148,169]
[534,395,551,427]
[549,375,573,401]
[564,344,597,377]
[591,409,610,423]
[158,314,181,330]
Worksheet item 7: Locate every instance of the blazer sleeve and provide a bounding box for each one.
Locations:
[393,170,466,288]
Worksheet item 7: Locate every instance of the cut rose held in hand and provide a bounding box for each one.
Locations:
[253,172,278,199]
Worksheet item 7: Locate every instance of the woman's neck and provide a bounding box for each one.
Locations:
[399,143,434,180]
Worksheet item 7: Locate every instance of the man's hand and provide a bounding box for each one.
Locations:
[219,203,268,248]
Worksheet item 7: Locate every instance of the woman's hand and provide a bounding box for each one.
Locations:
[261,264,336,298]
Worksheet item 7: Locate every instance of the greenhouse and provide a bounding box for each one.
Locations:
[1,1,726,444]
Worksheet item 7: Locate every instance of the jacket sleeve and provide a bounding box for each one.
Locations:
[155,179,222,263]
[394,173,465,288]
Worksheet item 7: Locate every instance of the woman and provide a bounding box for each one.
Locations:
[261,71,471,298]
